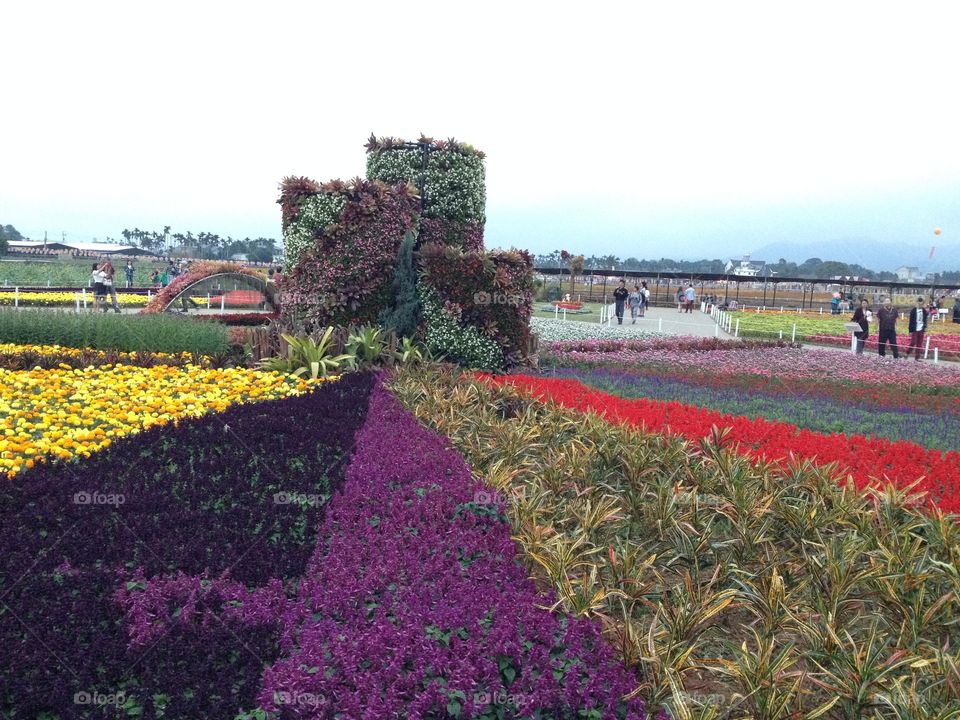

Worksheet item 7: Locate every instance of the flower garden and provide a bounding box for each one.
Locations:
[2,135,959,719]
[731,309,960,358]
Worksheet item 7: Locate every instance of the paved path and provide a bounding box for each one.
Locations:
[600,304,734,339]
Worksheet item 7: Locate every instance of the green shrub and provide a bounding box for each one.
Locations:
[0,309,229,355]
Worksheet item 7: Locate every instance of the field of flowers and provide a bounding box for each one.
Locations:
[391,366,960,719]
[0,363,317,476]
[548,366,960,450]
[0,290,147,307]
[1,371,659,718]
[531,316,663,342]
[732,310,960,357]
[4,318,960,718]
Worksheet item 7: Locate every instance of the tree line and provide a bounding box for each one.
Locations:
[120,227,279,263]
[533,250,960,284]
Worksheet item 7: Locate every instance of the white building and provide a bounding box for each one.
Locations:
[724,255,767,277]
[894,265,924,282]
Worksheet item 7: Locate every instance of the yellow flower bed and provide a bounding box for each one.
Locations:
[0,291,147,307]
[0,365,323,477]
[0,343,193,363]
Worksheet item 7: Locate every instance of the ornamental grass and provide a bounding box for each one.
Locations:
[390,365,960,719]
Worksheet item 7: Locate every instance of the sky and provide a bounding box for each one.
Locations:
[2,1,958,265]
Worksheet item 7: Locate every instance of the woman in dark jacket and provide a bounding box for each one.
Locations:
[851,299,870,355]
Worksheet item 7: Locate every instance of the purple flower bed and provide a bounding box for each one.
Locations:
[0,373,374,719]
[249,379,655,719]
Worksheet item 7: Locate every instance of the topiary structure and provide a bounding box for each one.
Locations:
[279,134,533,369]
[278,178,419,332]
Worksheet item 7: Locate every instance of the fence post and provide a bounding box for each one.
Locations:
[75,293,80,312]
[207,294,211,309]
[562,308,567,321]
[734,318,740,337]
[779,329,783,339]
[780,306,784,313]
[14,287,18,307]
[82,288,87,308]
[221,294,225,312]
[792,323,796,343]
[924,336,930,359]
[714,321,719,337]
[658,317,663,332]
[934,347,939,363]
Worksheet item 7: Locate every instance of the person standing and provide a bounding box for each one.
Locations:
[908,296,928,361]
[628,285,642,324]
[99,260,121,313]
[613,280,629,325]
[851,299,870,355]
[124,261,135,288]
[684,284,696,313]
[90,263,106,312]
[640,281,650,316]
[875,297,899,358]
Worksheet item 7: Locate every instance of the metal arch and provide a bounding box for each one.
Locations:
[159,272,278,313]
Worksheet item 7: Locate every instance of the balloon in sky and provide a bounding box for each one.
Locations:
[934,228,942,235]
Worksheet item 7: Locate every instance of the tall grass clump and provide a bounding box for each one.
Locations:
[0,309,229,355]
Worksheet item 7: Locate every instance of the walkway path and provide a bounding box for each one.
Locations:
[602,305,735,339]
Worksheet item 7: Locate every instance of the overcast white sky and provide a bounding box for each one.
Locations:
[2,1,957,262]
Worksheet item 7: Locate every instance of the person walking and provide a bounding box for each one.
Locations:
[684,285,696,313]
[99,260,121,313]
[876,296,899,358]
[908,296,928,361]
[851,299,870,355]
[628,285,642,324]
[640,281,650,316]
[124,261,135,288]
[613,280,629,325]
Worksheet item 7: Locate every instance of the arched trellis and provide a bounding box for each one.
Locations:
[157,272,279,313]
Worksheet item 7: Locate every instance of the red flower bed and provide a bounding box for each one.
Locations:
[552,301,584,310]
[481,374,960,514]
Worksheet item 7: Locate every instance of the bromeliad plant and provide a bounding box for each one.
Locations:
[389,365,960,720]
[258,327,351,379]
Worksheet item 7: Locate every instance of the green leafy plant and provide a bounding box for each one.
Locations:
[257,328,350,379]
[344,325,388,369]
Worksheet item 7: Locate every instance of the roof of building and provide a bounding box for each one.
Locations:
[8,240,158,256]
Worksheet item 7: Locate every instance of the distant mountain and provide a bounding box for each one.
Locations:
[747,239,959,273]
